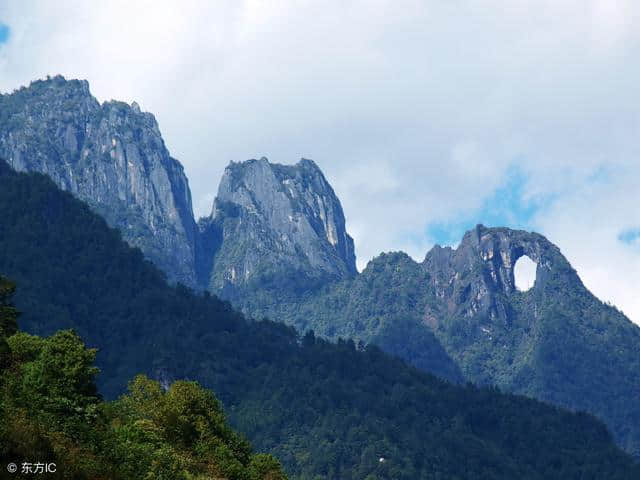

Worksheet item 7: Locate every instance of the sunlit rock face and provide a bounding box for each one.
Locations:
[0,76,198,286]
[422,225,577,325]
[198,157,357,297]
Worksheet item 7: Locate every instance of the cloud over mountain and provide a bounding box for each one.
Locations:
[0,0,638,322]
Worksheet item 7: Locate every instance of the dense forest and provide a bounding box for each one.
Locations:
[0,278,286,479]
[234,232,640,458]
[0,161,638,478]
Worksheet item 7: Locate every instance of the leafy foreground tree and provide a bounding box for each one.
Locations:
[0,297,285,480]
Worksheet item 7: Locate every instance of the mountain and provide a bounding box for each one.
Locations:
[0,76,198,286]
[198,157,357,297]
[196,158,464,382]
[424,226,640,455]
[0,78,355,295]
[246,224,640,458]
[198,155,640,458]
[2,162,639,479]
[2,77,639,459]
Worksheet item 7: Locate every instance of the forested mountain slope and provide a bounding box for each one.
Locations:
[0,278,287,479]
[197,159,640,461]
[1,161,638,478]
[254,226,640,458]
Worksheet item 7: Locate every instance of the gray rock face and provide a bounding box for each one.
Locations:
[0,78,356,295]
[422,224,578,326]
[0,76,197,286]
[199,157,356,296]
[420,226,586,380]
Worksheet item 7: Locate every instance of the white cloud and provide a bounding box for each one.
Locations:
[532,164,640,322]
[0,0,639,322]
[514,256,537,292]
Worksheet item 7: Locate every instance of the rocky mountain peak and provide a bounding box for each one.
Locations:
[423,225,582,326]
[456,224,575,292]
[0,76,198,286]
[200,157,356,296]
[26,75,92,98]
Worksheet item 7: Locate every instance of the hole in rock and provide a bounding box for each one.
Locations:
[514,255,537,291]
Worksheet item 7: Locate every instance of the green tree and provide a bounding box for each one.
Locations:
[0,276,19,369]
[111,375,287,479]
[0,276,19,337]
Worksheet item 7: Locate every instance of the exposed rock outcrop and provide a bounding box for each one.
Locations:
[199,157,356,297]
[0,76,197,286]
[422,224,580,326]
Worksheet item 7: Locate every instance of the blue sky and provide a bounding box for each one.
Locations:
[424,163,631,249]
[426,165,550,247]
[619,229,640,247]
[0,23,10,45]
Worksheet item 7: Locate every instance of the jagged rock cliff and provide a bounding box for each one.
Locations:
[0,76,197,285]
[199,157,356,298]
[419,225,591,383]
[422,225,578,331]
[0,78,356,292]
